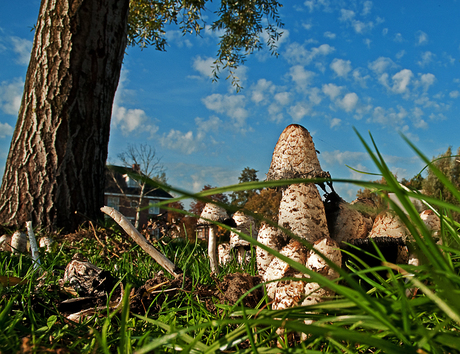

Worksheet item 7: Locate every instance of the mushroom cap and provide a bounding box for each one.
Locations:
[368,211,411,241]
[11,231,27,254]
[39,236,54,251]
[266,124,329,181]
[0,234,12,252]
[198,203,229,225]
[272,273,306,310]
[306,237,342,280]
[218,242,233,265]
[256,223,283,277]
[230,211,257,248]
[420,210,440,235]
[327,198,370,245]
[278,183,329,243]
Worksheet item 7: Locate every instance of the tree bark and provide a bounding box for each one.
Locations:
[0,0,129,232]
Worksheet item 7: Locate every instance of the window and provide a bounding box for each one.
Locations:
[149,202,160,215]
[124,175,139,188]
[107,196,119,211]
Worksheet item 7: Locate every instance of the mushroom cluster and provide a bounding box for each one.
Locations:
[255,124,436,340]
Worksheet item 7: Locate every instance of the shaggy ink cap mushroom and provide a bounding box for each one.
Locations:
[199,203,229,273]
[266,124,330,183]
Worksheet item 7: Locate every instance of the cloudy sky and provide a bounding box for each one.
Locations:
[1,0,459,203]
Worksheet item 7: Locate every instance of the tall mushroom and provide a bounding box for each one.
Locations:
[198,203,229,274]
[230,211,257,264]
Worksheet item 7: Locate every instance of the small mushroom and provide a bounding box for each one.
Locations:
[11,231,27,254]
[39,236,54,252]
[325,194,371,246]
[420,209,441,240]
[301,237,342,338]
[263,240,308,301]
[218,242,233,265]
[198,203,229,274]
[256,223,283,277]
[230,211,257,264]
[0,234,11,252]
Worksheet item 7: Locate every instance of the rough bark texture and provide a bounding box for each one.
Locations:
[0,0,129,232]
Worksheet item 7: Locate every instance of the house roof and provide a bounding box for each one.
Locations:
[105,165,173,199]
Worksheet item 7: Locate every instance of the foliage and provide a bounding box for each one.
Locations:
[244,188,282,223]
[128,0,284,90]
[3,133,460,353]
[422,146,460,221]
[355,176,389,212]
[229,167,260,207]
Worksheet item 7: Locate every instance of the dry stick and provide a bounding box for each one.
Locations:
[26,221,41,270]
[101,206,181,278]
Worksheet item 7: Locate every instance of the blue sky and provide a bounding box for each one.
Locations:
[1,0,459,204]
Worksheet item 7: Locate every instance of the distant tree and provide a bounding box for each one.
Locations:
[355,176,389,212]
[229,167,260,207]
[112,144,167,229]
[422,146,460,221]
[400,174,424,190]
[244,188,282,224]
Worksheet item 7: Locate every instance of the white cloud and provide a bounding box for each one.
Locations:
[288,101,311,121]
[195,116,222,133]
[338,92,359,112]
[202,93,249,128]
[418,73,436,92]
[415,30,428,46]
[330,117,341,128]
[284,42,335,66]
[0,78,23,115]
[362,1,373,16]
[304,0,333,13]
[363,38,371,48]
[0,122,13,138]
[288,65,316,91]
[449,90,460,98]
[10,36,32,65]
[382,28,388,36]
[368,57,397,74]
[322,83,342,100]
[417,51,435,67]
[159,129,204,155]
[394,33,404,42]
[321,150,368,166]
[352,68,370,87]
[395,50,406,59]
[330,58,352,78]
[250,79,275,104]
[165,30,193,48]
[112,105,158,137]
[339,8,374,33]
[391,69,413,93]
[308,87,322,105]
[274,92,291,105]
[370,105,408,126]
[324,31,336,39]
[192,56,214,78]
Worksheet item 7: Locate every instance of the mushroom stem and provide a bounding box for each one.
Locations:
[208,226,219,274]
[26,221,41,270]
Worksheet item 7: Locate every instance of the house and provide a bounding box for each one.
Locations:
[104,164,173,228]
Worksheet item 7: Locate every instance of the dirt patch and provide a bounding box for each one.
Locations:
[217,273,263,308]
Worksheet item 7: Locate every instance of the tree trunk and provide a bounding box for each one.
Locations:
[0,0,129,232]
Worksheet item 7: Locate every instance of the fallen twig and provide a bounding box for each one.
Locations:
[101,206,182,278]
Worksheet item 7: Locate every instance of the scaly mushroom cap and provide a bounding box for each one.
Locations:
[327,198,370,245]
[0,234,12,252]
[306,237,342,280]
[266,124,329,182]
[263,240,308,300]
[256,223,283,277]
[11,231,27,254]
[39,236,54,252]
[272,273,306,310]
[278,183,329,243]
[218,242,233,265]
[198,203,229,225]
[230,211,257,248]
[420,210,440,238]
[368,211,411,241]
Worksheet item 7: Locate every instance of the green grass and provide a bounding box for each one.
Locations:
[2,132,460,353]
